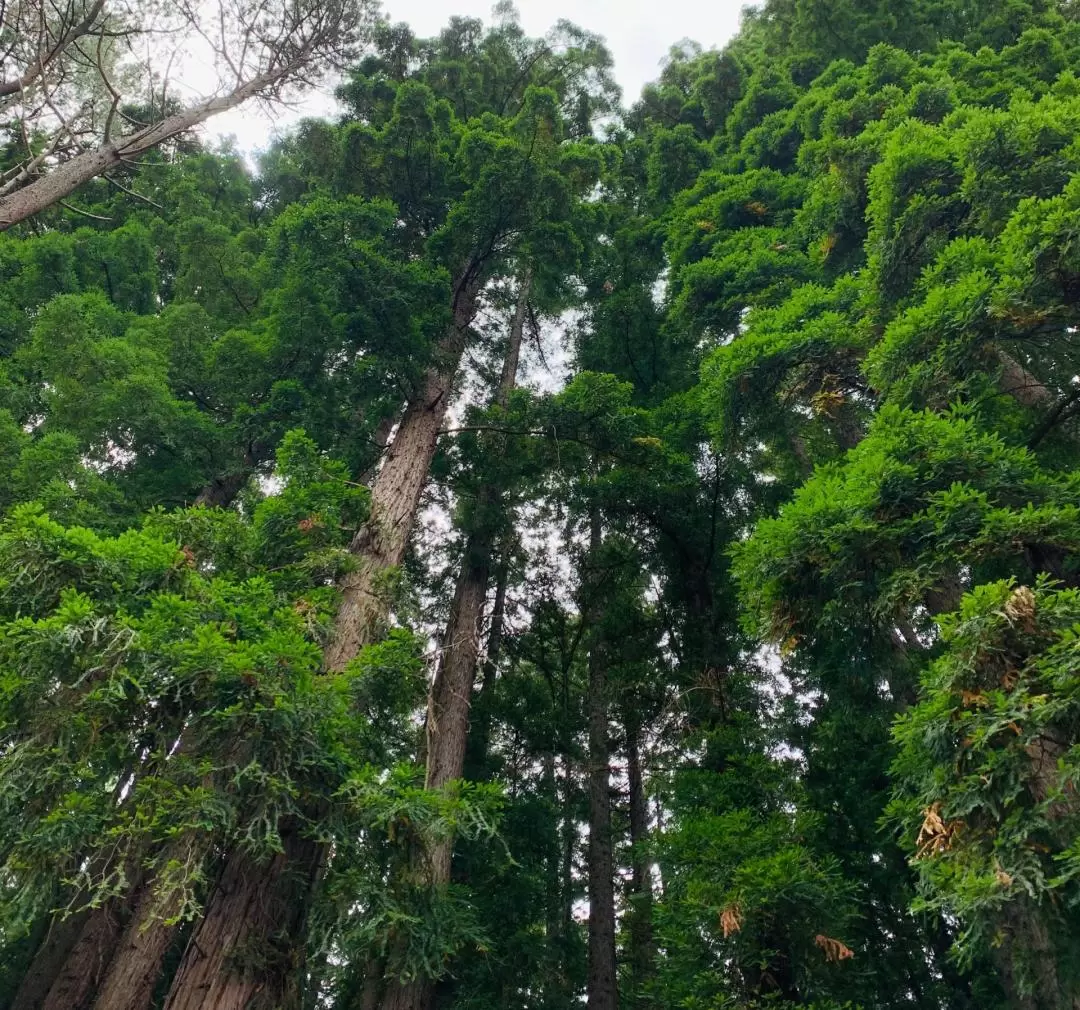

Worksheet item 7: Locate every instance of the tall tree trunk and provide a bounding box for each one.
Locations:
[624,714,654,1003]
[161,825,323,1010]
[7,908,94,1010]
[159,268,484,1010]
[325,268,484,672]
[560,754,576,944]
[91,870,185,1010]
[378,274,531,1010]
[465,554,509,778]
[34,903,124,1010]
[586,514,618,1010]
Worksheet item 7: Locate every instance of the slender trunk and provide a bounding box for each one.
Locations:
[0,66,296,230]
[481,558,509,694]
[378,275,531,1010]
[543,750,560,943]
[624,715,654,1001]
[560,755,576,941]
[161,825,323,1010]
[586,514,618,1010]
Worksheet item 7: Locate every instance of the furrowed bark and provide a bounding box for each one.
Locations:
[586,513,618,1010]
[325,268,483,672]
[161,825,323,1010]
[378,275,530,1010]
[36,902,123,1010]
[91,875,183,1010]
[8,908,92,1010]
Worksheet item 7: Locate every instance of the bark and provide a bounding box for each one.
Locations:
[91,884,179,1010]
[358,957,383,1010]
[481,558,509,693]
[586,514,618,1010]
[378,274,531,1010]
[624,715,654,999]
[161,268,485,1010]
[36,903,123,1010]
[379,978,429,1010]
[466,555,509,776]
[161,825,324,1010]
[995,898,1070,1010]
[8,908,92,1010]
[325,267,483,672]
[995,348,1055,411]
[0,65,294,230]
[194,469,251,509]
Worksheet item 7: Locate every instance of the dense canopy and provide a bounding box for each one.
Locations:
[1,1,1080,1009]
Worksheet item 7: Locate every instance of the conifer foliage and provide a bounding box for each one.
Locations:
[1,1,1080,1008]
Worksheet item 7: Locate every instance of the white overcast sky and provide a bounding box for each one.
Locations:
[206,0,748,155]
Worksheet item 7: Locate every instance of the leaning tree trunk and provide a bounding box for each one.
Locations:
[159,267,484,1010]
[378,274,531,1010]
[0,65,300,230]
[586,514,618,1010]
[325,268,485,673]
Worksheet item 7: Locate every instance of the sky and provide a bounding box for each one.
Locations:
[206,0,747,155]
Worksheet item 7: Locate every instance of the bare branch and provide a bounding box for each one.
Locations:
[0,0,375,228]
[58,197,110,219]
[0,0,106,99]
[102,172,162,208]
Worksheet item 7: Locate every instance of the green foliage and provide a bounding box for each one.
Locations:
[890,579,1080,994]
[4,2,1080,1007]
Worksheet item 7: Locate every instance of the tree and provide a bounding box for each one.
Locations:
[0,0,375,229]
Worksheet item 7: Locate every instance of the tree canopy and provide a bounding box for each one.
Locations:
[2,2,1080,1009]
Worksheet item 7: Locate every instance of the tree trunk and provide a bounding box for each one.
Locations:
[995,347,1054,410]
[161,825,324,1010]
[586,514,618,1010]
[561,754,576,941]
[995,898,1070,1010]
[34,903,124,1010]
[194,469,251,509]
[325,268,484,672]
[624,715,654,1002]
[160,268,485,1010]
[0,66,297,230]
[7,908,93,1010]
[378,274,531,1010]
[91,880,180,1010]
